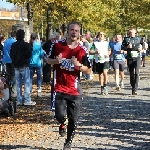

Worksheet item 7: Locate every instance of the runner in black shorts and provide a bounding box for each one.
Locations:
[96,61,109,74]
[90,31,111,95]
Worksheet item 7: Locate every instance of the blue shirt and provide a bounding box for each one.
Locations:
[109,41,116,49]
[2,37,16,63]
[112,42,125,61]
[30,40,45,67]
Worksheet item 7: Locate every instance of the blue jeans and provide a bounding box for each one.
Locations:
[15,67,31,103]
[29,67,42,93]
[6,63,16,97]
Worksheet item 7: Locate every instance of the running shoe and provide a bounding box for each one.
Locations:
[59,124,66,137]
[104,87,108,95]
[120,81,124,88]
[100,87,104,95]
[132,88,137,95]
[63,141,72,150]
[116,86,121,91]
[24,101,36,106]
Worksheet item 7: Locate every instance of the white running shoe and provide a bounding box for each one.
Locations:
[104,87,108,95]
[24,101,36,106]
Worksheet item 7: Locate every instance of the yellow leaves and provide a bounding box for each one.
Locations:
[6,0,150,34]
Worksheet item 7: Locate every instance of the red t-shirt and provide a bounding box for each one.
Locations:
[49,39,91,95]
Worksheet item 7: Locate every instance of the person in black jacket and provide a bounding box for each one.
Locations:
[10,29,36,106]
[121,27,143,95]
[42,34,56,83]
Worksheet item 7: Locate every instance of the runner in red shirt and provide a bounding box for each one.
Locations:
[47,21,91,150]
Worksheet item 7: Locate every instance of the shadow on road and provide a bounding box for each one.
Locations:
[0,75,150,149]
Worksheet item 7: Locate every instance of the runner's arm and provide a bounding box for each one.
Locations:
[79,54,91,74]
[121,38,129,54]
[47,43,60,65]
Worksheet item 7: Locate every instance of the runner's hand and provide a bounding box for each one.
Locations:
[71,56,81,67]
[95,50,100,54]
[105,55,109,58]
[56,53,62,64]
[120,50,124,53]
[127,43,132,48]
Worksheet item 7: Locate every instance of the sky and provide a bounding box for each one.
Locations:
[0,0,15,9]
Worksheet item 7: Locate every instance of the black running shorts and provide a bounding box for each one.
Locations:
[96,61,109,74]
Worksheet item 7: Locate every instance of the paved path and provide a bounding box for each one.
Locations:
[0,63,150,150]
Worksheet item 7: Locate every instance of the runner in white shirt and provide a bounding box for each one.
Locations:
[90,32,111,95]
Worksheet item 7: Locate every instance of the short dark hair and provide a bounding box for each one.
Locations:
[67,21,81,31]
[10,31,16,37]
[116,33,122,36]
[0,36,5,42]
[96,32,100,38]
[16,29,25,40]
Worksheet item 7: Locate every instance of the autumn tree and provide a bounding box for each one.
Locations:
[6,0,150,37]
[0,20,18,38]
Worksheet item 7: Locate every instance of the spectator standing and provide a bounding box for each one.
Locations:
[29,33,45,97]
[41,37,46,46]
[10,29,35,105]
[2,31,16,97]
[42,34,56,83]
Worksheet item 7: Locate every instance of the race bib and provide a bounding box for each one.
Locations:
[98,56,105,63]
[130,51,139,58]
[60,58,75,71]
[114,54,122,60]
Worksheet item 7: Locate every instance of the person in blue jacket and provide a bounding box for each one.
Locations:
[29,33,45,97]
[2,31,16,97]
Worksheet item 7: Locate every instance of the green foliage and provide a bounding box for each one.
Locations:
[0,20,18,38]
[6,0,150,36]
